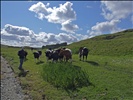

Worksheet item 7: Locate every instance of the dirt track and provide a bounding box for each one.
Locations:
[1,56,27,100]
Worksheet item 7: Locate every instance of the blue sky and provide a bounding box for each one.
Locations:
[1,1,133,47]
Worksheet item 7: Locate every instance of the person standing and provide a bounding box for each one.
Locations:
[18,47,25,71]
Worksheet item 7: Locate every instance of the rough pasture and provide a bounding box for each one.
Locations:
[1,46,133,100]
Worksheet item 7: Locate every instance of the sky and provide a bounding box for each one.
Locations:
[1,1,133,47]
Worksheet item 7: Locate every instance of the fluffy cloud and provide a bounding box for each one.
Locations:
[46,2,76,23]
[29,2,51,20]
[3,24,34,37]
[1,24,86,47]
[91,20,121,34]
[88,1,133,38]
[29,2,78,33]
[61,20,79,33]
[101,1,133,20]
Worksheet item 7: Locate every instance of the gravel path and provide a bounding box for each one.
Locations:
[1,56,26,100]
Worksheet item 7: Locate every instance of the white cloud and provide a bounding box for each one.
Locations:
[46,2,76,23]
[29,2,52,20]
[88,20,122,38]
[57,33,78,42]
[74,33,89,41]
[3,24,34,36]
[101,1,133,20]
[29,1,79,33]
[61,20,79,33]
[1,24,86,47]
[87,1,133,38]
[91,20,121,33]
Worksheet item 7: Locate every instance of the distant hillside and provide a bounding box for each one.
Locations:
[67,29,133,56]
[1,42,67,50]
[42,42,67,49]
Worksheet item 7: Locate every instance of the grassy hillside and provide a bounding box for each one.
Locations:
[1,46,133,100]
[66,29,133,56]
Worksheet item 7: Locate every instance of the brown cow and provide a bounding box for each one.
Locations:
[59,48,72,63]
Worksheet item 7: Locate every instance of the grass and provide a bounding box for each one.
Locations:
[42,63,91,90]
[66,30,133,56]
[1,46,133,100]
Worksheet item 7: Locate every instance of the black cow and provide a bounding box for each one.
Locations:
[33,51,42,62]
[52,50,60,62]
[38,51,42,56]
[79,47,89,61]
[45,49,53,61]
[45,49,60,62]
[55,49,63,61]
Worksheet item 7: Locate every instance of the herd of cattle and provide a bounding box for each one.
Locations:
[24,47,89,63]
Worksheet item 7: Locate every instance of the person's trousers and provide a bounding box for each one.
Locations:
[19,58,24,70]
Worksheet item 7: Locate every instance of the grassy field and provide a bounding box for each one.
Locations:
[1,46,133,100]
[66,29,133,56]
[1,30,133,100]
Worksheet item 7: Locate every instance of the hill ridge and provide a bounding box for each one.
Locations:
[67,29,133,56]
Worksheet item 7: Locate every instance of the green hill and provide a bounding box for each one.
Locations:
[67,29,133,56]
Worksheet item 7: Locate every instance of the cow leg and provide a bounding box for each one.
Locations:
[64,56,66,62]
[70,55,72,63]
[83,55,84,61]
[86,55,87,61]
[79,53,82,61]
[37,57,40,62]
[38,57,40,62]
[64,56,68,62]
[52,59,53,63]
[70,58,72,63]
[34,58,36,63]
[35,58,38,63]
[65,57,67,62]
[36,58,39,63]
[46,57,48,63]
[46,57,48,62]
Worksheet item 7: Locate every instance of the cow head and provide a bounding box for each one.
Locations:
[45,51,53,59]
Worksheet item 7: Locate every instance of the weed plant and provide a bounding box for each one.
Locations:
[42,63,91,90]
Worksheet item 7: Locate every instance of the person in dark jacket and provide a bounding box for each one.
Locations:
[18,47,25,70]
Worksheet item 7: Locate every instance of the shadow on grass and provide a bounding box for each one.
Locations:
[86,61,99,66]
[18,70,29,77]
[73,65,81,70]
[36,61,44,65]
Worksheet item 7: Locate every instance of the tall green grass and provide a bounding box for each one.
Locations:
[42,63,91,90]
